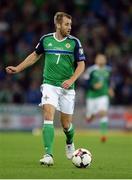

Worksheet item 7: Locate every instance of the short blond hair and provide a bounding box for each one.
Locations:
[54,12,72,25]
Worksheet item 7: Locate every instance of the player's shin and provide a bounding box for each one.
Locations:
[99,116,108,142]
[63,123,74,144]
[42,120,54,155]
[64,123,75,159]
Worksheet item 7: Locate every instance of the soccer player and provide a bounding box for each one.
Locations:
[6,12,85,165]
[83,54,114,142]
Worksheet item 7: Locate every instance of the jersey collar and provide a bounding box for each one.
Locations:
[53,33,67,42]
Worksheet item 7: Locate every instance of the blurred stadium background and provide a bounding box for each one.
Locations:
[0,0,132,131]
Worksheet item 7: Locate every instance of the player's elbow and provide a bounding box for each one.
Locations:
[32,51,41,61]
[29,51,41,64]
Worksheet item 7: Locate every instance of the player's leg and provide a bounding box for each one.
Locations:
[58,89,75,159]
[60,112,75,159]
[99,111,108,142]
[86,98,96,123]
[42,104,55,154]
[96,96,109,142]
[40,104,55,165]
[61,113,74,144]
[39,84,58,165]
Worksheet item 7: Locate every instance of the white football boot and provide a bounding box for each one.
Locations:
[40,154,54,166]
[65,143,75,159]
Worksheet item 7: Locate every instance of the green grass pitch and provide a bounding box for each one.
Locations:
[0,130,132,179]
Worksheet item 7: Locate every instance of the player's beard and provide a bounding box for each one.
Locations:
[60,28,70,37]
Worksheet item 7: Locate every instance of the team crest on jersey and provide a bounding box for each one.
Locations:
[65,43,71,48]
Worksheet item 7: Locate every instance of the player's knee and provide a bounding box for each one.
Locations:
[44,111,54,120]
[43,105,55,120]
[63,124,69,130]
[62,122,71,130]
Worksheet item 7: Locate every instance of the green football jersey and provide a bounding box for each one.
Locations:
[85,65,111,98]
[35,33,85,89]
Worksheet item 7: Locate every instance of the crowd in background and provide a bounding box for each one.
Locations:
[0,0,132,105]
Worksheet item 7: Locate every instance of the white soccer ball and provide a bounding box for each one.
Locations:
[72,148,92,168]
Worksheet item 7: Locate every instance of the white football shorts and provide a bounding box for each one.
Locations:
[86,95,109,118]
[39,84,75,114]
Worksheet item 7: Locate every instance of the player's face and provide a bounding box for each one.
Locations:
[59,17,72,37]
[95,55,107,67]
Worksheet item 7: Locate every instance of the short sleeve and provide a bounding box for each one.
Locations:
[74,39,86,62]
[35,37,44,55]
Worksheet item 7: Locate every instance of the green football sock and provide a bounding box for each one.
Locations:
[42,120,54,155]
[100,117,108,135]
[63,123,74,144]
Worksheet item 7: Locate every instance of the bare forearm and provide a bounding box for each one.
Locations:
[70,61,85,83]
[6,51,42,74]
[61,61,85,89]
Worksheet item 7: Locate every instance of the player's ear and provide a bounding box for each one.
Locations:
[56,23,61,29]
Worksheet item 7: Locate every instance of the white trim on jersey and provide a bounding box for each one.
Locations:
[84,65,111,80]
[68,35,82,47]
[40,32,54,40]
[53,33,67,42]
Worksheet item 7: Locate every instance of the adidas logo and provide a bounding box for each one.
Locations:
[48,43,52,46]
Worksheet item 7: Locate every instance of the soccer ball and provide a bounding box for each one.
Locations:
[72,148,92,168]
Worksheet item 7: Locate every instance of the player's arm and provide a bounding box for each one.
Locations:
[108,87,114,97]
[70,61,85,82]
[6,52,42,74]
[62,39,86,89]
[62,61,85,89]
[6,36,44,74]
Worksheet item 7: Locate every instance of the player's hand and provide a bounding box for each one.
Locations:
[108,88,115,97]
[93,82,103,89]
[6,66,18,74]
[61,79,73,89]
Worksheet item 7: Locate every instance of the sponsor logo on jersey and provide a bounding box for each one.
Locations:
[65,43,71,48]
